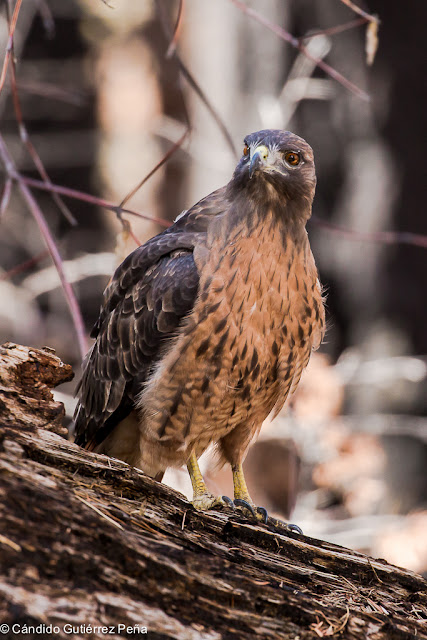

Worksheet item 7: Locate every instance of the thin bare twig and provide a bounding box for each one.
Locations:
[119,127,190,209]
[117,217,142,248]
[339,0,380,25]
[0,0,23,95]
[310,217,427,249]
[0,249,50,282]
[302,18,367,41]
[0,177,12,219]
[229,0,370,102]
[156,0,238,158]
[177,58,238,157]
[166,0,185,58]
[0,134,88,359]
[13,173,171,228]
[5,0,77,226]
[338,0,380,66]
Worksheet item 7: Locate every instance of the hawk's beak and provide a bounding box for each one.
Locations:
[249,145,269,178]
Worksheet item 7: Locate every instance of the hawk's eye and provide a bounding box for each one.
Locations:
[243,144,250,157]
[284,151,300,166]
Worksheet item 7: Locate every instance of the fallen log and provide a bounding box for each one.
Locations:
[0,342,426,639]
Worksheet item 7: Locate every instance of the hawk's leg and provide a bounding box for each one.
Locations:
[232,463,268,523]
[187,452,228,511]
[232,463,303,533]
[232,462,252,502]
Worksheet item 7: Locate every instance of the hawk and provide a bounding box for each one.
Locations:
[74,129,325,517]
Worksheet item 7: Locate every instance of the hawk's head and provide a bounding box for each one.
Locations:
[230,129,316,212]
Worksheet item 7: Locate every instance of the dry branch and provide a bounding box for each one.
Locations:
[0,135,88,358]
[228,0,370,101]
[156,1,237,159]
[0,343,426,639]
[0,0,23,95]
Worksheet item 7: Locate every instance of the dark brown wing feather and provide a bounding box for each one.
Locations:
[74,187,227,449]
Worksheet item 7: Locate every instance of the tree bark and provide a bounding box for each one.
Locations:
[0,343,426,640]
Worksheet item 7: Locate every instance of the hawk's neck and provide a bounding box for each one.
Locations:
[209,186,311,252]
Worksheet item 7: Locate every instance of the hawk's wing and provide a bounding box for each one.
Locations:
[74,188,227,449]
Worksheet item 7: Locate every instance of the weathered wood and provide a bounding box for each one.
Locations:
[0,342,73,437]
[0,343,426,639]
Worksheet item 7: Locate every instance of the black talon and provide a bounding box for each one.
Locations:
[234,499,256,518]
[222,495,235,509]
[256,506,268,524]
[287,523,303,535]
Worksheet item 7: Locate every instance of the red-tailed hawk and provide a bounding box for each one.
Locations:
[74,129,325,518]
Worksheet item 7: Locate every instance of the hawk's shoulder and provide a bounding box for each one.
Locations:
[92,185,227,339]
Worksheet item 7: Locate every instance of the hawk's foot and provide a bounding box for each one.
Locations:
[234,498,268,524]
[191,492,229,511]
[233,500,304,532]
[188,453,234,512]
[231,463,268,523]
[264,514,304,535]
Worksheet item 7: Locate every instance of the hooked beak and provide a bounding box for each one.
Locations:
[249,145,269,178]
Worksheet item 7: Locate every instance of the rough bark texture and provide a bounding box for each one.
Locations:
[0,342,73,437]
[0,343,426,640]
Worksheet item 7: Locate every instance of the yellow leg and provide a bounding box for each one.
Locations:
[232,463,253,504]
[187,451,209,498]
[187,452,225,511]
[232,463,269,522]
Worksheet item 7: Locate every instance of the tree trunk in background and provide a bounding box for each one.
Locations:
[0,343,426,639]
[80,1,166,260]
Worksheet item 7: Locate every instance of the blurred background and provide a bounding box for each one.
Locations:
[0,0,426,575]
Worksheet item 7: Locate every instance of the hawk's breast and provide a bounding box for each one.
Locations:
[137,210,324,467]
